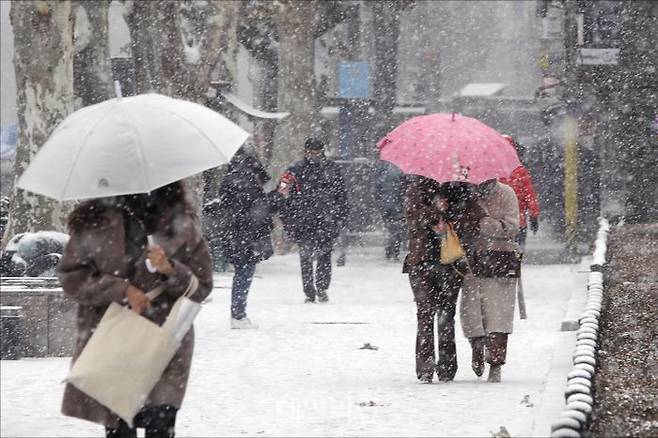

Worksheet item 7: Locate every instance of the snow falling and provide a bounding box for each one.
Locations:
[1,1,656,437]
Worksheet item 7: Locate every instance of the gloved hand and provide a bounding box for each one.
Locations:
[530,217,539,234]
[277,172,297,197]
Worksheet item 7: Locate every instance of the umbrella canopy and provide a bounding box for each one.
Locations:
[17,94,249,200]
[377,113,521,184]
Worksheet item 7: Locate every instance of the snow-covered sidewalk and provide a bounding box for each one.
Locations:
[1,247,587,437]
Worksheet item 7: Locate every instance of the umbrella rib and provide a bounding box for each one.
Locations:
[137,101,229,163]
[59,105,119,200]
[118,102,152,193]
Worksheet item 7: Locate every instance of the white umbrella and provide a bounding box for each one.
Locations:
[17,93,249,201]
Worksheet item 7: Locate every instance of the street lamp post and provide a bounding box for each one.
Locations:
[563,0,580,258]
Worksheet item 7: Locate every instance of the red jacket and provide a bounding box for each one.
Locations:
[499,166,540,227]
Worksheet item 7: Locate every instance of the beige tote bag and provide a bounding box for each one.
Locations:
[65,278,199,427]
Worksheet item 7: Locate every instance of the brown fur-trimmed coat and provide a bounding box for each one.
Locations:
[58,206,213,428]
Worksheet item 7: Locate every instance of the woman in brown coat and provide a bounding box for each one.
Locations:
[459,179,520,383]
[403,176,483,383]
[58,181,213,438]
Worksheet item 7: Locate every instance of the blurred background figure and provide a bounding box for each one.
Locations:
[277,138,348,304]
[215,147,278,329]
[499,134,540,251]
[373,160,407,261]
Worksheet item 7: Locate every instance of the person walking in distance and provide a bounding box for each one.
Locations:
[216,147,278,329]
[374,160,407,261]
[277,138,349,303]
[499,134,540,250]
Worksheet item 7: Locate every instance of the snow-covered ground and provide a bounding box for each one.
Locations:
[1,245,588,437]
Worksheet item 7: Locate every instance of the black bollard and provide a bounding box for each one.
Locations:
[0,306,24,360]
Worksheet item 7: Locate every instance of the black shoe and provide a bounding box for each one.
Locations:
[487,365,502,383]
[304,297,315,303]
[418,373,433,384]
[436,364,457,382]
[470,338,485,377]
[317,290,329,303]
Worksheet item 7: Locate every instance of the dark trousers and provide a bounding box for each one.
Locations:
[516,226,528,251]
[408,263,463,381]
[231,261,257,320]
[384,218,406,260]
[299,243,332,299]
[105,405,178,438]
[335,230,348,266]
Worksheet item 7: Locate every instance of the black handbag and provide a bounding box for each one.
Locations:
[472,250,521,278]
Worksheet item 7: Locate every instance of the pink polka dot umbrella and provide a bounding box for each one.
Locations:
[378,113,521,184]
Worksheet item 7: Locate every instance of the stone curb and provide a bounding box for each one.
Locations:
[551,217,609,437]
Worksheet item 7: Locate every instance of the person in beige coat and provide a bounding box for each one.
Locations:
[58,181,213,437]
[460,179,521,383]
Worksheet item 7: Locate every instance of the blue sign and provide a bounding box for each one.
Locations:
[0,124,17,161]
[337,61,369,99]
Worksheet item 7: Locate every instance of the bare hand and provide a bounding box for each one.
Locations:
[277,172,296,198]
[277,182,291,197]
[125,284,150,314]
[432,220,447,234]
[147,244,175,276]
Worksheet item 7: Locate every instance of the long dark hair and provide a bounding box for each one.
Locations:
[67,198,117,234]
[68,181,194,234]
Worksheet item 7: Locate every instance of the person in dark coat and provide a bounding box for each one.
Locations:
[403,176,484,383]
[374,160,407,261]
[277,138,349,303]
[215,148,277,329]
[58,181,213,437]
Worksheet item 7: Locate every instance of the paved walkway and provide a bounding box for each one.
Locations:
[1,246,587,437]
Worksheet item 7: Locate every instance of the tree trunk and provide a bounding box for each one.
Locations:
[268,0,315,253]
[255,57,279,166]
[176,0,240,212]
[371,1,401,152]
[176,0,240,103]
[4,0,75,243]
[124,0,240,212]
[124,0,169,94]
[73,0,113,106]
[271,0,315,179]
[617,1,658,223]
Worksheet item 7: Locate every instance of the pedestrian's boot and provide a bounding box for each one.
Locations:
[436,341,458,382]
[487,365,502,383]
[417,356,435,384]
[485,332,508,383]
[317,289,329,303]
[469,336,486,377]
[303,286,317,303]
